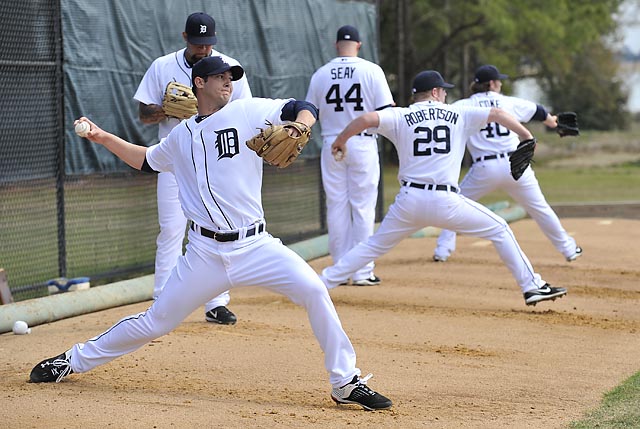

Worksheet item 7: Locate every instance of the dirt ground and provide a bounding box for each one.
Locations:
[2,216,639,429]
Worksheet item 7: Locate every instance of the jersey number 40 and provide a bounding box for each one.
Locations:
[481,122,510,138]
[325,83,363,112]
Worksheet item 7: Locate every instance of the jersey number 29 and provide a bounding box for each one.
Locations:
[325,83,363,112]
[413,125,451,156]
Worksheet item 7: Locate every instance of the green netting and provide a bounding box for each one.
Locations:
[0,0,380,301]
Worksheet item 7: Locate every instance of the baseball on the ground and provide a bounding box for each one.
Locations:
[12,320,31,335]
[75,121,90,137]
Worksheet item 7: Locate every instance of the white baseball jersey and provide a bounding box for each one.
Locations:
[454,92,536,160]
[306,57,394,137]
[376,100,490,186]
[134,48,252,140]
[146,98,289,231]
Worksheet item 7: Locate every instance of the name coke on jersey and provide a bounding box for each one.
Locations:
[478,99,501,108]
[331,67,356,79]
[404,108,459,127]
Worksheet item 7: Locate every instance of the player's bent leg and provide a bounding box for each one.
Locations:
[447,197,564,303]
[32,247,230,379]
[322,195,423,288]
[238,237,359,385]
[245,240,392,410]
[506,169,577,259]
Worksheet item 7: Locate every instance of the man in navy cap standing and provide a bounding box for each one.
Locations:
[306,25,395,287]
[134,12,252,325]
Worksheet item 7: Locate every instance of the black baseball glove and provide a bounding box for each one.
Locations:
[509,138,537,181]
[556,112,579,137]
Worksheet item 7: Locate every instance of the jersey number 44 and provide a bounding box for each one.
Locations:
[325,83,363,112]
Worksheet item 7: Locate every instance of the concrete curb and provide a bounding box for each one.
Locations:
[0,202,525,334]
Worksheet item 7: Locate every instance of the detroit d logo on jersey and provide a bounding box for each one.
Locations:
[215,128,240,160]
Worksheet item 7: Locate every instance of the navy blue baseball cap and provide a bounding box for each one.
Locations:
[337,25,360,42]
[474,65,508,83]
[185,12,217,45]
[191,56,244,86]
[411,70,455,93]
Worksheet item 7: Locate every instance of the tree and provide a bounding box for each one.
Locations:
[378,0,630,130]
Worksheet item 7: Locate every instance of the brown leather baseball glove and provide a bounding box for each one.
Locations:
[246,121,311,168]
[162,82,198,119]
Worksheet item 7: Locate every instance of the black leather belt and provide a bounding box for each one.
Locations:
[474,152,513,163]
[401,181,458,193]
[190,222,265,242]
[358,132,375,137]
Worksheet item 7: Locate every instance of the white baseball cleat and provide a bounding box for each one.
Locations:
[566,246,583,262]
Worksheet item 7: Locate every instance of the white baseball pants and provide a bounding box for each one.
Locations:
[434,158,577,260]
[69,231,360,388]
[155,172,230,311]
[321,136,379,281]
[322,185,546,293]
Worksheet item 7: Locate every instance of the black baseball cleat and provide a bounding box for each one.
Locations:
[524,284,568,306]
[205,306,237,325]
[30,350,73,383]
[566,246,583,262]
[331,373,392,411]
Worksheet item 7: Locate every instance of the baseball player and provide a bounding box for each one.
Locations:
[134,12,252,324]
[29,56,392,411]
[321,70,568,307]
[305,25,395,286]
[433,64,582,263]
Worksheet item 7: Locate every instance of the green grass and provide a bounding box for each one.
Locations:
[569,372,640,428]
[382,161,640,211]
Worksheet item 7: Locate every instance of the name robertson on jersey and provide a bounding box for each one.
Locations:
[404,108,459,127]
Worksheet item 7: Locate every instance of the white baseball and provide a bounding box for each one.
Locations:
[75,121,90,137]
[12,320,31,335]
[333,150,344,162]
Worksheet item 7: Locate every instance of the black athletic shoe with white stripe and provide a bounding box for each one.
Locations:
[331,373,392,411]
[205,306,237,325]
[30,349,73,383]
[524,284,567,306]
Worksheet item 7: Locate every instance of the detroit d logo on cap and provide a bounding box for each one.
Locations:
[200,25,207,34]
